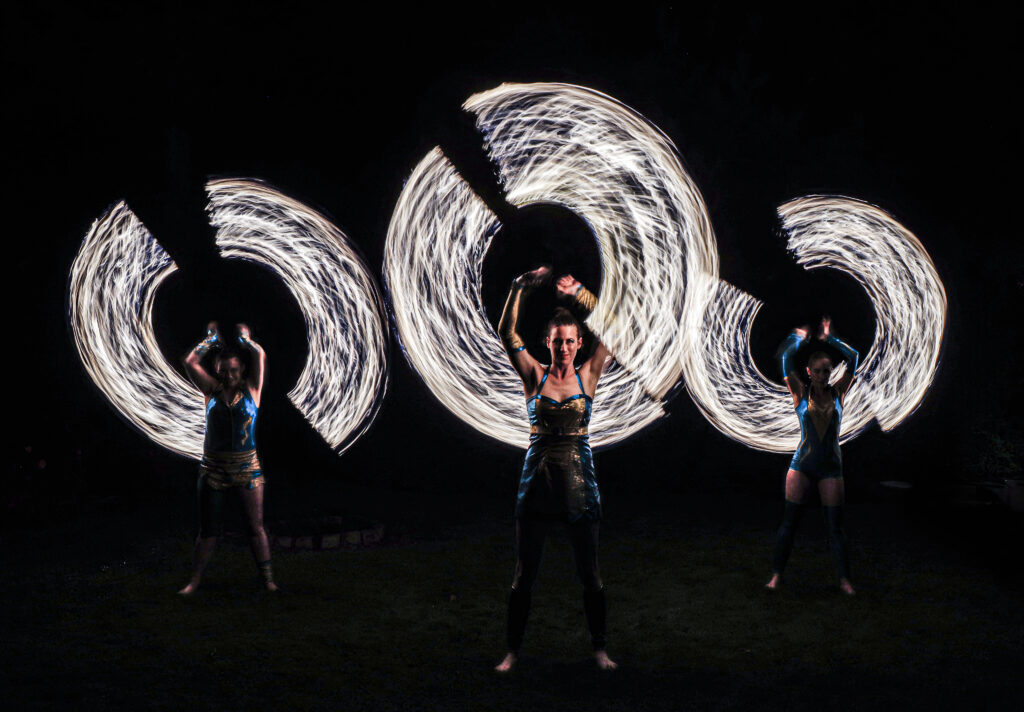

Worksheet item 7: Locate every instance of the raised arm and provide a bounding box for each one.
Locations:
[184,322,221,398]
[820,318,858,404]
[555,275,611,395]
[778,328,806,408]
[237,323,266,407]
[499,267,549,394]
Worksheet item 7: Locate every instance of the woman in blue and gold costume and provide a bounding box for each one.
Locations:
[494,267,616,672]
[178,322,277,595]
[767,317,859,596]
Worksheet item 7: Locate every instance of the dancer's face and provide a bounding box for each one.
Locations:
[806,357,833,386]
[216,357,245,388]
[546,325,581,366]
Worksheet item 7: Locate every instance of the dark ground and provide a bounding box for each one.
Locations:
[3,476,1022,711]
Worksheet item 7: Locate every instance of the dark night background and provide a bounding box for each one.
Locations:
[5,3,1023,710]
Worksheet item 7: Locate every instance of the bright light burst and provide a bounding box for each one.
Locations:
[386,83,718,448]
[69,180,389,460]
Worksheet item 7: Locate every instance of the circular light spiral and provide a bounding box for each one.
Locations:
[683,196,947,452]
[69,180,388,459]
[385,82,946,454]
[68,203,205,457]
[386,83,717,448]
[207,179,389,454]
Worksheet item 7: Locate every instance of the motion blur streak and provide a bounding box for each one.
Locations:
[465,83,716,404]
[387,82,718,448]
[207,179,389,454]
[384,149,533,446]
[69,182,388,460]
[683,197,947,452]
[68,203,206,458]
[781,196,946,435]
[387,84,946,454]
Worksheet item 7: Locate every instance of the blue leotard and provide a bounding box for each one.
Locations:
[515,367,600,522]
[200,388,262,489]
[779,333,859,480]
[790,386,843,478]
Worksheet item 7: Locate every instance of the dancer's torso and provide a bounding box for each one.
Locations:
[204,388,259,453]
[791,385,842,477]
[517,367,600,522]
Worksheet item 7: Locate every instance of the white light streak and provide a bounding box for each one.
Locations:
[386,83,718,448]
[68,203,206,458]
[385,83,946,454]
[207,179,389,454]
[683,196,947,452]
[69,181,389,459]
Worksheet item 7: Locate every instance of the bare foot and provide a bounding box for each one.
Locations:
[765,573,782,590]
[494,652,517,672]
[177,580,200,596]
[839,579,856,596]
[594,650,617,670]
[264,581,280,593]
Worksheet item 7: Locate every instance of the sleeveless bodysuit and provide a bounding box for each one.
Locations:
[515,367,601,522]
[790,385,843,479]
[199,388,263,490]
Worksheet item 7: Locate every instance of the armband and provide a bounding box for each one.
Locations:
[573,285,598,313]
[500,284,527,353]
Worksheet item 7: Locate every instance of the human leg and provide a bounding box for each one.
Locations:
[569,520,616,669]
[179,478,223,595]
[239,482,277,591]
[767,469,810,589]
[496,518,549,672]
[819,476,854,594]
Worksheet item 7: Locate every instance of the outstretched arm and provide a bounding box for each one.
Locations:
[184,322,221,398]
[820,318,858,404]
[237,323,266,407]
[778,328,806,408]
[499,267,548,395]
[556,275,610,395]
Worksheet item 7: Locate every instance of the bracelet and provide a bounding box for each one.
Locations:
[194,333,219,357]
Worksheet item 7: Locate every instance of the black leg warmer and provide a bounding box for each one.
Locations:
[506,586,532,653]
[771,501,805,575]
[823,505,851,581]
[583,587,608,651]
[198,478,225,538]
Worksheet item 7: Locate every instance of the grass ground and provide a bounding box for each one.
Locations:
[3,484,1022,711]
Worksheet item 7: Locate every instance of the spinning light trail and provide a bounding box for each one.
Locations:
[683,196,947,451]
[70,84,946,459]
[69,204,206,458]
[207,179,389,454]
[386,82,946,452]
[386,83,717,448]
[69,180,388,459]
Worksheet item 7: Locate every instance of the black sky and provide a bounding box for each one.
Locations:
[6,4,1020,500]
